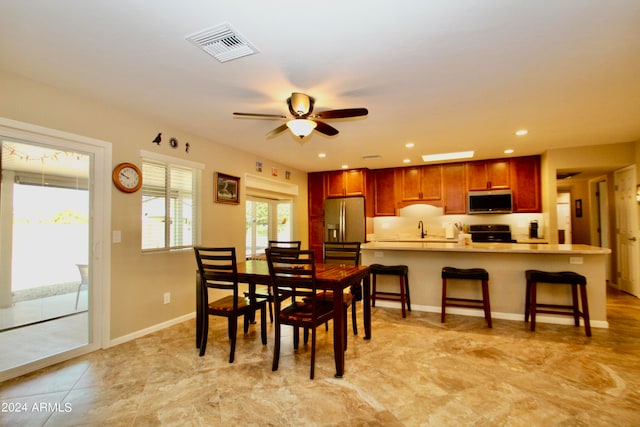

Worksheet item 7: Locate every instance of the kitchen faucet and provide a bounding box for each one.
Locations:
[418,220,427,238]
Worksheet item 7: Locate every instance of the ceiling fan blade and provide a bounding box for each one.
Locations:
[233,112,287,119]
[266,123,289,138]
[313,108,368,119]
[313,120,339,136]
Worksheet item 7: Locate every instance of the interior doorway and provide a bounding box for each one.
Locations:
[614,165,639,297]
[556,192,572,244]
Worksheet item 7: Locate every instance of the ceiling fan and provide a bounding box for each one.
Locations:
[233,92,368,140]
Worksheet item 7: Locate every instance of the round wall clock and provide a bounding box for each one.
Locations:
[112,162,142,193]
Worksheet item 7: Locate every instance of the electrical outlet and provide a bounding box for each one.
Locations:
[569,256,584,265]
[374,251,384,258]
[163,292,171,304]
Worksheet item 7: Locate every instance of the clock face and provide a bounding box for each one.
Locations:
[113,163,142,193]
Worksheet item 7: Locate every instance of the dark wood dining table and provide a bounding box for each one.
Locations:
[196,259,371,378]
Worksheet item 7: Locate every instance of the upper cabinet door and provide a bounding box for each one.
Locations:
[325,169,366,197]
[442,163,467,214]
[373,168,396,216]
[467,159,510,190]
[308,172,326,217]
[510,156,541,212]
[401,165,442,201]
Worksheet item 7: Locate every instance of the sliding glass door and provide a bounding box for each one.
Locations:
[0,120,108,380]
[245,196,293,258]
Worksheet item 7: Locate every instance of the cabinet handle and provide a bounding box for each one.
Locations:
[630,237,637,242]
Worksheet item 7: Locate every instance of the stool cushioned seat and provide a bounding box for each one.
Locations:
[441,267,492,328]
[524,269,591,337]
[370,264,411,318]
[442,267,489,281]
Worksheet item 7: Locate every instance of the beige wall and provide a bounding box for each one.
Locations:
[0,70,309,340]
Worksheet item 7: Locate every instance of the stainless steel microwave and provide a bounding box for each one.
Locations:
[468,189,513,214]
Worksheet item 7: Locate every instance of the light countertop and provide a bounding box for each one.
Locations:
[361,241,611,255]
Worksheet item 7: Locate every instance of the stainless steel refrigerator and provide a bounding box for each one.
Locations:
[324,197,366,242]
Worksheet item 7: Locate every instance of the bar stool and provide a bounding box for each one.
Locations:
[370,264,411,318]
[441,267,492,327]
[524,270,591,337]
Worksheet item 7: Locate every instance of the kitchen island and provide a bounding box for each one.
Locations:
[361,241,611,328]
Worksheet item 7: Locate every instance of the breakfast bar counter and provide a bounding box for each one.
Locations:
[361,241,611,327]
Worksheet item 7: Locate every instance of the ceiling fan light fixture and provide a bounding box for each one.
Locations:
[286,119,317,138]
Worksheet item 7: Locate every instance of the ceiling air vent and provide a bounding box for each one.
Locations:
[186,23,258,63]
[361,154,381,160]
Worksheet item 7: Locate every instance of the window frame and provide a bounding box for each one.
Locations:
[140,150,203,252]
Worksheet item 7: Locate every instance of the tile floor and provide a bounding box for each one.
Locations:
[1,287,639,426]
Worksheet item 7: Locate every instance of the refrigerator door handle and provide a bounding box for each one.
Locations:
[341,201,346,242]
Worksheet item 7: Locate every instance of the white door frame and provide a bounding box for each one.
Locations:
[0,117,112,380]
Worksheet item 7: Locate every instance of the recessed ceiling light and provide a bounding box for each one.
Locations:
[403,158,411,163]
[318,153,326,158]
[515,129,528,136]
[504,149,514,154]
[405,142,415,148]
[422,150,474,162]
[341,164,349,169]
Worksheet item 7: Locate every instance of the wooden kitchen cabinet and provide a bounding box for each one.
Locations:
[467,159,510,190]
[510,155,541,212]
[308,172,326,217]
[442,163,467,214]
[325,169,366,197]
[372,168,396,216]
[401,165,442,201]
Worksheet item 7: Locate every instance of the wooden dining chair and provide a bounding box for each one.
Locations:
[194,247,267,362]
[266,248,335,379]
[251,240,303,322]
[315,242,361,338]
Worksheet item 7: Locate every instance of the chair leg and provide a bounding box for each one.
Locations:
[272,321,281,372]
[310,326,317,380]
[579,284,592,337]
[293,326,300,350]
[75,283,82,310]
[441,278,447,323]
[482,279,492,328]
[199,314,209,357]
[228,317,237,363]
[351,302,358,335]
[260,306,267,345]
[371,274,377,307]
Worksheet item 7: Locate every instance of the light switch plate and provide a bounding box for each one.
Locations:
[112,230,121,243]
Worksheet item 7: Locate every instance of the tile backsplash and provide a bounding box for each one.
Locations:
[370,204,545,241]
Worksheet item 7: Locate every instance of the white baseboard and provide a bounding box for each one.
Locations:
[373,301,609,328]
[106,312,196,348]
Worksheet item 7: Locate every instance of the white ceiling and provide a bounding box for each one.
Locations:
[1,1,639,173]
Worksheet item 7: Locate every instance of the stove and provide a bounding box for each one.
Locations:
[469,224,516,243]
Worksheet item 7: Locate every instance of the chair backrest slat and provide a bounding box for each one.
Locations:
[266,248,317,302]
[323,241,361,266]
[194,247,238,295]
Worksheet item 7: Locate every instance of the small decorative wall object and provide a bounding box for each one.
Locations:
[285,170,291,180]
[256,161,263,172]
[215,172,240,204]
[169,137,178,148]
[272,167,278,177]
[575,199,583,218]
[152,132,162,145]
[185,142,190,153]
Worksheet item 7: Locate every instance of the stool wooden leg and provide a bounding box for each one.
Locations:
[530,282,537,331]
[571,283,580,326]
[524,280,531,322]
[580,284,592,337]
[481,279,492,328]
[399,276,406,318]
[405,274,411,312]
[441,278,447,323]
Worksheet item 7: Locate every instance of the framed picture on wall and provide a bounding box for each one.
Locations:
[215,172,240,204]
